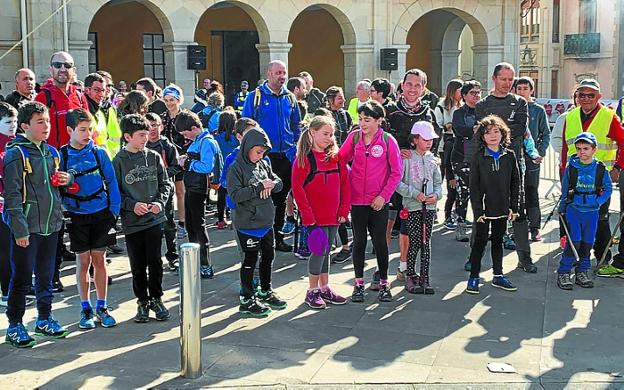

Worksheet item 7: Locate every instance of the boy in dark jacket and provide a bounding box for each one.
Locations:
[466,115,520,295]
[176,111,223,279]
[557,132,612,290]
[61,108,121,329]
[113,114,173,323]
[227,127,286,317]
[146,112,182,270]
[3,102,72,347]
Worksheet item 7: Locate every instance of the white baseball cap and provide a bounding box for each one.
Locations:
[410,121,438,140]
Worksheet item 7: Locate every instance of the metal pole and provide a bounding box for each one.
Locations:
[61,0,68,52]
[179,243,202,378]
[20,0,28,68]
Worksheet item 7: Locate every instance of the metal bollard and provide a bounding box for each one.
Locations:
[179,243,202,378]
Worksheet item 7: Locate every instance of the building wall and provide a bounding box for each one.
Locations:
[0,0,22,96]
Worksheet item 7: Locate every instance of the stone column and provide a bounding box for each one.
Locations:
[341,44,374,97]
[472,45,505,90]
[390,45,411,87]
[162,41,198,107]
[441,49,462,87]
[69,40,92,79]
[255,42,292,76]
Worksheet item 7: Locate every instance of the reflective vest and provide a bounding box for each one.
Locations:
[565,106,618,169]
[234,91,248,111]
[93,106,122,158]
[347,97,369,124]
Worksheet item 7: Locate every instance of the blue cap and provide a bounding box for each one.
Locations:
[574,131,597,147]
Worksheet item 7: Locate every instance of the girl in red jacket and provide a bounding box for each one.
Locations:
[292,115,351,309]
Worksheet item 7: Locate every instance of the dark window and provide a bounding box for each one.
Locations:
[88,32,98,73]
[551,70,558,98]
[143,33,165,86]
[552,0,560,43]
[521,6,540,43]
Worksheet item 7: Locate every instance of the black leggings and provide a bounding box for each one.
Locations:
[185,190,211,266]
[268,154,292,243]
[338,223,349,246]
[351,205,389,279]
[238,230,274,299]
[469,218,507,278]
[217,186,228,222]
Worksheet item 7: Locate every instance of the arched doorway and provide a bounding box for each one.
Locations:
[405,8,487,95]
[195,1,267,105]
[88,1,169,87]
[288,5,351,92]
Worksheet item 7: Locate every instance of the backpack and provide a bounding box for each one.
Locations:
[251,87,297,120]
[351,130,391,167]
[60,145,110,208]
[198,108,218,129]
[302,151,340,187]
[13,144,60,204]
[565,158,606,204]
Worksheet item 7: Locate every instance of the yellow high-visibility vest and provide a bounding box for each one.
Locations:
[565,105,618,169]
[93,106,121,158]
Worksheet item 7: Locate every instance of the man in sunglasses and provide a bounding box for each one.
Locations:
[34,51,89,292]
[560,79,624,278]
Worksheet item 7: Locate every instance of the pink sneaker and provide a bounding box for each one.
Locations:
[305,289,326,309]
[320,287,347,305]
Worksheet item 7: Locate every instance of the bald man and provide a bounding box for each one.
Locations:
[4,68,36,109]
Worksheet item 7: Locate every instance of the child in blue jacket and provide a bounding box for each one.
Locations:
[557,132,612,290]
[61,108,121,329]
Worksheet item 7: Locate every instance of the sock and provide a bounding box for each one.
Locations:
[380,278,388,286]
[81,300,92,310]
[96,299,106,311]
[355,278,364,286]
[399,262,407,272]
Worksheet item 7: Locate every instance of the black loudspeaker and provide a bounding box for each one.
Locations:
[380,48,398,71]
[187,45,207,71]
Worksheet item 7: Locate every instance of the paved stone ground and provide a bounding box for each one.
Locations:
[1,187,623,389]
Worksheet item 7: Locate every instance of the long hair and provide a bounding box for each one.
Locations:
[218,110,237,141]
[119,90,148,115]
[476,115,511,149]
[296,115,338,168]
[324,86,343,110]
[443,79,464,110]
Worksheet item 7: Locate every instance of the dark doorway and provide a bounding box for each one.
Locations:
[212,30,259,106]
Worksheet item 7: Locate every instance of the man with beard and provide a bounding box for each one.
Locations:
[5,68,36,110]
[242,60,301,252]
[299,71,325,114]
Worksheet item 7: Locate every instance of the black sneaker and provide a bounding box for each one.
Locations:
[134,301,150,323]
[150,298,170,320]
[61,247,76,261]
[424,283,435,295]
[52,280,64,293]
[557,272,573,290]
[257,290,287,310]
[378,284,393,302]
[239,296,271,317]
[574,271,594,288]
[168,259,179,271]
[331,248,352,264]
[107,244,124,254]
[275,241,293,252]
[351,285,365,302]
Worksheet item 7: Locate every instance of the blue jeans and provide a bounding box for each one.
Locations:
[6,232,58,326]
[559,207,597,273]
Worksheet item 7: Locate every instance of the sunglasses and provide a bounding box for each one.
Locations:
[51,62,73,69]
[578,93,596,99]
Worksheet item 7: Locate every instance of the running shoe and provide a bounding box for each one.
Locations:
[239,296,271,317]
[557,272,573,290]
[176,226,188,239]
[150,298,170,321]
[95,307,117,328]
[258,290,287,310]
[305,289,326,309]
[492,275,517,291]
[466,277,479,294]
[35,315,69,338]
[444,218,458,230]
[135,301,150,323]
[200,265,214,279]
[320,287,347,305]
[574,271,594,288]
[79,308,96,329]
[351,285,365,302]
[331,248,351,264]
[378,284,393,302]
[5,323,36,348]
[281,220,296,235]
[596,264,624,278]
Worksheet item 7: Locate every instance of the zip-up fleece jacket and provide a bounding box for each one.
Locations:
[112,148,173,235]
[559,155,612,213]
[35,79,89,149]
[241,81,301,159]
[469,147,520,219]
[451,104,478,165]
[61,141,121,216]
[291,149,351,226]
[227,128,283,230]
[183,130,223,194]
[338,128,402,206]
[395,150,442,211]
[146,136,182,180]
[386,99,435,149]
[2,135,65,239]
[475,94,528,159]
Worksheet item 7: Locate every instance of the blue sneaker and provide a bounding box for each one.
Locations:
[35,315,69,338]
[466,277,479,294]
[503,234,516,250]
[95,307,117,328]
[492,275,517,291]
[79,308,96,329]
[444,218,458,230]
[281,220,296,235]
[5,323,36,348]
[200,265,214,279]
[295,247,311,260]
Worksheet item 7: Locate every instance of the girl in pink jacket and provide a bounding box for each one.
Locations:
[339,101,402,303]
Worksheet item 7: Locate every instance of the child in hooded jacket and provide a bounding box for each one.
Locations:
[339,101,402,303]
[292,115,350,309]
[396,121,442,295]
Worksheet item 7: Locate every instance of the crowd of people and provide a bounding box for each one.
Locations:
[2,50,624,348]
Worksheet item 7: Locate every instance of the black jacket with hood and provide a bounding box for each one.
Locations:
[227,128,283,230]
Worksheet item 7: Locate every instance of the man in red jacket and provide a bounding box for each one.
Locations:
[35,51,88,149]
[35,51,88,292]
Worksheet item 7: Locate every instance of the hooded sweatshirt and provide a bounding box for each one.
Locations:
[559,155,612,213]
[2,134,64,238]
[396,150,443,211]
[60,140,121,216]
[35,79,89,149]
[338,128,402,206]
[227,128,283,230]
[112,147,173,235]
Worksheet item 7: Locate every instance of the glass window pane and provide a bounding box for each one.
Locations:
[144,65,153,78]
[154,49,163,63]
[144,50,152,64]
[154,34,163,47]
[143,34,153,49]
[155,65,164,79]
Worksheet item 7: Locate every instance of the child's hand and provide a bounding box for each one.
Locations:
[425,195,438,205]
[55,171,71,186]
[610,169,620,183]
[262,179,274,190]
[15,236,29,247]
[134,202,150,216]
[448,179,457,189]
[508,211,519,221]
[532,156,543,164]
[178,154,188,167]
[400,149,411,159]
[370,196,385,211]
[149,203,162,214]
[416,193,427,202]
[476,215,486,223]
[338,216,347,224]
[259,188,272,199]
